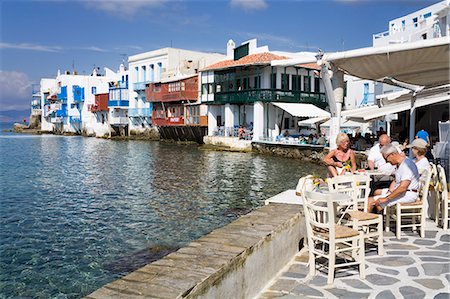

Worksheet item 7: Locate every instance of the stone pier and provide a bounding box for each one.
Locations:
[85,203,305,299]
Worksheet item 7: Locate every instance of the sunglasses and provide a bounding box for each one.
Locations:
[383,153,394,160]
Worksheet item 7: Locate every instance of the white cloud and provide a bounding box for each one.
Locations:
[0,42,62,52]
[0,71,32,111]
[230,0,268,10]
[83,0,167,18]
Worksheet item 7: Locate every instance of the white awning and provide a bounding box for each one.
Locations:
[272,37,450,89]
[320,119,366,128]
[272,103,330,118]
[298,117,329,126]
[342,90,449,121]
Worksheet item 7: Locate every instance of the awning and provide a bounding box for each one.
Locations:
[342,88,450,121]
[272,37,450,89]
[320,119,366,128]
[298,117,329,127]
[272,103,330,118]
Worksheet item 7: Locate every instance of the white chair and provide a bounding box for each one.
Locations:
[435,164,449,229]
[385,166,432,239]
[328,175,384,255]
[302,190,365,285]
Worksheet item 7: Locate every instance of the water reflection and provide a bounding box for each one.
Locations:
[0,135,326,298]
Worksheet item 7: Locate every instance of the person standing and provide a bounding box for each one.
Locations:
[323,132,357,177]
[415,128,434,161]
[368,144,420,213]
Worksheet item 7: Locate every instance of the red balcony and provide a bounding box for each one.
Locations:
[90,93,109,112]
[146,76,198,103]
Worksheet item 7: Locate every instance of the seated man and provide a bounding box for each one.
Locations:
[368,144,420,213]
[367,134,395,175]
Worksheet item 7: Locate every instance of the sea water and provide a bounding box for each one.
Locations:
[0,124,325,298]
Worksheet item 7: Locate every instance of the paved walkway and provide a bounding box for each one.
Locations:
[258,219,450,299]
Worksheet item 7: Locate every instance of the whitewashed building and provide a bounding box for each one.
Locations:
[200,39,326,141]
[127,48,225,134]
[40,68,117,135]
[373,0,449,47]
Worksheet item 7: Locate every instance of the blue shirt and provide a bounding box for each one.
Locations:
[416,130,429,143]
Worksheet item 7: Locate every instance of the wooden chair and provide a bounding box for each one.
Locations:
[328,175,384,255]
[385,166,432,239]
[302,190,365,285]
[434,164,449,229]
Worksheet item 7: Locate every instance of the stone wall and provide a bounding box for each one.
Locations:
[203,136,252,152]
[85,203,305,299]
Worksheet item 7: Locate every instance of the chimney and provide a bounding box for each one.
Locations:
[227,39,235,60]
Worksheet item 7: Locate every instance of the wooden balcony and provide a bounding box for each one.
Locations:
[212,89,327,108]
[146,76,198,103]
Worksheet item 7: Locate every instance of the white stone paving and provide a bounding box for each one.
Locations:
[258,219,450,299]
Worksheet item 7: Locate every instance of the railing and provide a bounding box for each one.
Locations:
[56,109,68,117]
[70,116,82,123]
[128,108,152,117]
[133,82,147,91]
[212,126,253,140]
[108,100,129,107]
[373,30,390,39]
[212,89,327,108]
[51,117,63,123]
[110,116,129,125]
[110,81,128,89]
[31,99,40,108]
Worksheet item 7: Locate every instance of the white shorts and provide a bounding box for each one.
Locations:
[376,188,418,208]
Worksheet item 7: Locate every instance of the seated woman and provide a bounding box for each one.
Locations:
[407,138,430,175]
[323,133,357,177]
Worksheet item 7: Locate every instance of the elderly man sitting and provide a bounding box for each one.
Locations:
[368,144,420,213]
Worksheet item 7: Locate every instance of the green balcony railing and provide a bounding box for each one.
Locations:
[211,89,327,108]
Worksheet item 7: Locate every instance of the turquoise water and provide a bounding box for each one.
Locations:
[0,123,325,298]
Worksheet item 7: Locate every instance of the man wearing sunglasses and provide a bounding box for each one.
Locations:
[368,144,420,213]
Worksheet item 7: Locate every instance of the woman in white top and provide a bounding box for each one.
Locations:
[407,138,430,175]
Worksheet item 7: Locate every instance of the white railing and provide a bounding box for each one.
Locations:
[110,116,128,125]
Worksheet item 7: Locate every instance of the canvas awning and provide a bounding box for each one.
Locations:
[272,103,330,118]
[320,119,365,128]
[272,37,450,89]
[298,117,329,126]
[342,86,450,121]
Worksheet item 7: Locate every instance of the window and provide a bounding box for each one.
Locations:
[243,78,248,90]
[314,77,320,92]
[423,12,432,19]
[281,74,290,91]
[202,83,208,95]
[413,17,418,27]
[284,117,290,130]
[208,83,214,94]
[292,75,301,91]
[91,86,97,94]
[271,73,277,89]
[150,64,154,82]
[253,76,261,89]
[303,76,311,92]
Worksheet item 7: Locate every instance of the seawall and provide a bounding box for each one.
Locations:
[85,203,305,299]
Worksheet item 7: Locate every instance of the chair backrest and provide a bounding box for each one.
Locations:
[302,190,336,242]
[327,175,356,210]
[352,174,371,212]
[418,166,432,202]
[430,162,439,189]
[437,164,448,194]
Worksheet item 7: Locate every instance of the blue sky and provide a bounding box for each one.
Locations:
[0,0,437,117]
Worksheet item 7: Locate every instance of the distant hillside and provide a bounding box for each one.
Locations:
[0,109,30,123]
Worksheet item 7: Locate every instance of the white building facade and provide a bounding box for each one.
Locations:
[200,39,326,141]
[127,48,225,134]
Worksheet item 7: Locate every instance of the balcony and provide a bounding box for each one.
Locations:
[128,108,152,117]
[133,82,148,92]
[73,86,85,103]
[70,116,82,123]
[212,89,327,108]
[57,86,67,103]
[152,116,184,126]
[108,100,129,108]
[31,99,41,108]
[110,116,129,125]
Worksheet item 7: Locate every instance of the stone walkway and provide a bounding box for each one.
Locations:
[258,219,450,299]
